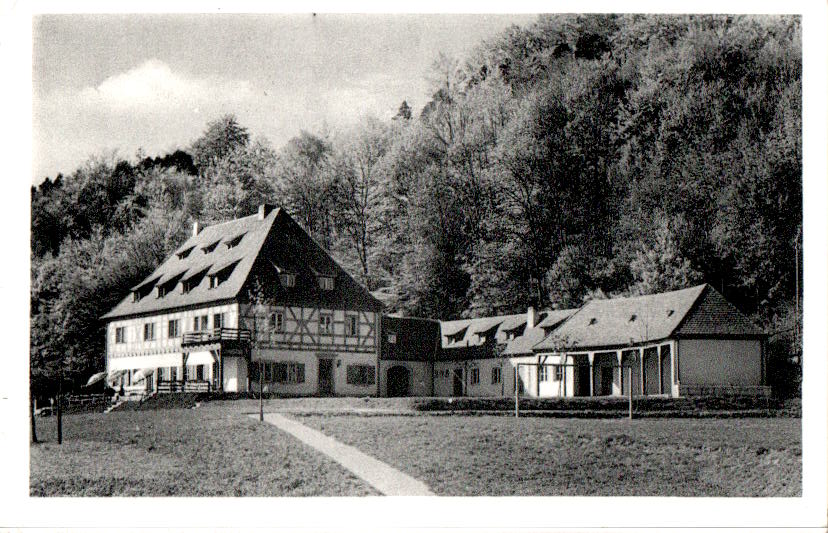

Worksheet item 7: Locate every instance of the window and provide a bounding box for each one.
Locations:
[346,365,376,386]
[170,367,177,382]
[193,315,208,332]
[319,314,333,334]
[177,246,194,259]
[279,273,296,288]
[269,311,284,332]
[491,367,501,384]
[143,322,155,341]
[286,362,305,383]
[213,313,224,330]
[168,319,180,338]
[387,333,397,344]
[318,276,334,290]
[554,365,564,382]
[470,368,480,385]
[345,315,358,336]
[115,327,126,344]
[538,365,548,382]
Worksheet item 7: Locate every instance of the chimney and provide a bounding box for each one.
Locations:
[258,203,277,220]
[192,221,201,237]
[527,306,537,328]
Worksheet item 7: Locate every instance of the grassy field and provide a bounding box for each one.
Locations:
[30,409,377,496]
[295,414,801,496]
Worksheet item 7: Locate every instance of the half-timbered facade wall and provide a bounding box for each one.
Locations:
[106,303,239,391]
[240,304,380,396]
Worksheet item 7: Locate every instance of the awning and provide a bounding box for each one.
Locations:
[84,371,107,387]
[106,369,127,385]
[131,368,156,383]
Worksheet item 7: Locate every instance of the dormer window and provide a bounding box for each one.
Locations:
[629,314,637,322]
[130,275,161,303]
[280,272,296,288]
[207,259,240,289]
[176,246,195,259]
[202,240,220,254]
[667,309,675,317]
[181,267,210,293]
[589,318,597,325]
[225,233,245,249]
[318,276,334,290]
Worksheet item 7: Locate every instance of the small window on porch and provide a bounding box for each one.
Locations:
[469,368,480,385]
[554,365,564,382]
[538,365,548,382]
[491,367,501,384]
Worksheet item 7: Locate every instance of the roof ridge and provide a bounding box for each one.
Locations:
[201,213,260,230]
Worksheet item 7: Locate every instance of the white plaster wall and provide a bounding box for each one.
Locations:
[333,352,380,397]
[223,356,247,392]
[465,359,507,397]
[433,361,462,397]
[678,338,762,386]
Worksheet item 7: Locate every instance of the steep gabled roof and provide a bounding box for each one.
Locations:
[534,284,764,352]
[103,206,383,320]
[674,285,765,337]
[103,209,278,320]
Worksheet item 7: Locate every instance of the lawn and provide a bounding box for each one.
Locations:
[295,414,801,496]
[30,408,377,496]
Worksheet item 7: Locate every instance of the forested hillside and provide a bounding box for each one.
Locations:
[31,14,802,395]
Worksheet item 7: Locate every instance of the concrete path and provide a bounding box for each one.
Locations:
[254,413,434,496]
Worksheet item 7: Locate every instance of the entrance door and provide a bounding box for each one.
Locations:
[599,364,613,395]
[318,358,334,396]
[387,366,411,397]
[452,368,464,396]
[576,365,591,396]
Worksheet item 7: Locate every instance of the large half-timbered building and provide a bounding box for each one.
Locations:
[102,204,383,395]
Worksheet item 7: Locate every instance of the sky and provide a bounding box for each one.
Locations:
[31,13,537,183]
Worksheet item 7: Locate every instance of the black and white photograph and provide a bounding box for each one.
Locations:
[6,2,828,531]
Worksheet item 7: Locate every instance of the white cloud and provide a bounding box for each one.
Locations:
[77,59,254,112]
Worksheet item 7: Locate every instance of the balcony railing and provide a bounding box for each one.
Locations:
[181,327,251,346]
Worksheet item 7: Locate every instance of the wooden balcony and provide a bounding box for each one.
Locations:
[181,327,251,354]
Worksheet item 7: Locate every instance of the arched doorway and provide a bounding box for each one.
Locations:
[387,365,411,397]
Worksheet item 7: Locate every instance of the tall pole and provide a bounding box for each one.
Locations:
[30,392,38,444]
[56,370,63,445]
[259,360,264,422]
[514,365,519,418]
[628,365,633,421]
[794,227,800,357]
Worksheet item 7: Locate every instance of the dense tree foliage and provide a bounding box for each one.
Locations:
[31,15,802,396]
